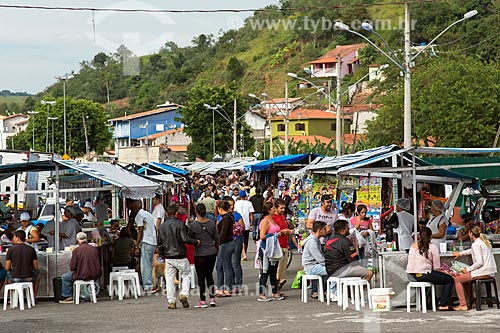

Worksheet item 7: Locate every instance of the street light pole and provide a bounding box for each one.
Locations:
[284,81,289,156]
[41,100,56,153]
[27,111,38,150]
[335,8,477,148]
[56,73,74,156]
[82,114,89,161]
[48,117,58,153]
[336,55,342,155]
[204,103,217,158]
[233,98,237,157]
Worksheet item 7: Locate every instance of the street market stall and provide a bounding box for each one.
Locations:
[0,159,161,298]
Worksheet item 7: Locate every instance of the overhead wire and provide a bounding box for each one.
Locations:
[0,1,441,14]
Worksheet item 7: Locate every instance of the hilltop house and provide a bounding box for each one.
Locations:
[0,114,28,149]
[306,43,367,78]
[109,102,191,163]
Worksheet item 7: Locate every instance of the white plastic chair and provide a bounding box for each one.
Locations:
[3,282,34,310]
[74,280,97,304]
[342,279,372,311]
[301,275,324,303]
[407,281,436,313]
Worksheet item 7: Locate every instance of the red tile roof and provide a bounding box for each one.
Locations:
[168,145,188,152]
[4,113,28,121]
[285,135,333,145]
[264,97,302,104]
[110,104,183,121]
[341,104,382,114]
[308,43,367,64]
[343,134,366,145]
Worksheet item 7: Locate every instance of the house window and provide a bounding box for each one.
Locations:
[295,123,305,131]
[277,124,285,132]
[330,123,336,131]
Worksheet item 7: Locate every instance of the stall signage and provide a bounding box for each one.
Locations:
[339,176,360,189]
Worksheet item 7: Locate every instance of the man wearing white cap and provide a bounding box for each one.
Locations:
[59,231,101,303]
[16,212,41,252]
[394,198,414,252]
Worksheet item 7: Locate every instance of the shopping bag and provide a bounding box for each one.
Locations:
[451,260,470,273]
[291,270,305,289]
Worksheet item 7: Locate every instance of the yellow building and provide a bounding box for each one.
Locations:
[270,108,341,138]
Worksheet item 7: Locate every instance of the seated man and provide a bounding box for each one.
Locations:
[325,220,373,300]
[301,221,328,299]
[59,232,101,304]
[5,230,40,298]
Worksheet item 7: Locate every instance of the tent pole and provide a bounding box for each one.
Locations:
[412,148,418,241]
[54,164,60,275]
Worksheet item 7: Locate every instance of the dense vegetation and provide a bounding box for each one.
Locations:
[7,0,500,158]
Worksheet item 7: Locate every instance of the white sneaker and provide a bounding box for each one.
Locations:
[329,293,338,302]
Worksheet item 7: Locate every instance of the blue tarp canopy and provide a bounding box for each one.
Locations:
[246,153,321,172]
[146,162,188,176]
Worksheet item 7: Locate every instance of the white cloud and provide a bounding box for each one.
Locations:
[0,0,279,93]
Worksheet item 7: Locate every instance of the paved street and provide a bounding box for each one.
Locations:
[1,245,500,332]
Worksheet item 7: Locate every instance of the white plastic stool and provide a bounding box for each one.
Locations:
[111,266,129,272]
[301,275,324,303]
[74,280,97,304]
[407,281,436,313]
[342,279,372,311]
[109,272,139,300]
[337,277,362,307]
[3,282,34,310]
[326,277,339,305]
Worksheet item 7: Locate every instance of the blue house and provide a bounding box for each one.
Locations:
[110,102,184,148]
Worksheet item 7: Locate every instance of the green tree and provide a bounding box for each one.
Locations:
[14,97,112,157]
[366,56,500,147]
[180,82,254,161]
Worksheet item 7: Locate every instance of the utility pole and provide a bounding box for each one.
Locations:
[233,99,237,157]
[403,2,412,148]
[335,55,342,155]
[284,81,289,156]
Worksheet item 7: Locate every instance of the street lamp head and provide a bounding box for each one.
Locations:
[41,100,56,106]
[287,73,298,78]
[361,22,374,32]
[215,104,222,108]
[48,117,58,120]
[303,68,312,75]
[203,103,212,108]
[464,10,478,19]
[261,93,269,98]
[380,64,390,70]
[248,94,257,99]
[334,21,350,31]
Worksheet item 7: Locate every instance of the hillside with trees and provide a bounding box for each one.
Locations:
[12,0,500,158]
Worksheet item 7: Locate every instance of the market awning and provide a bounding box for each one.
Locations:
[246,153,321,172]
[55,160,160,199]
[148,162,189,176]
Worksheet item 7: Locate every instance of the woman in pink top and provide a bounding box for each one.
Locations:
[350,204,376,257]
[406,227,454,311]
[257,202,284,302]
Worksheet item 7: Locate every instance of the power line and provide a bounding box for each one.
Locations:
[438,31,500,54]
[0,1,440,14]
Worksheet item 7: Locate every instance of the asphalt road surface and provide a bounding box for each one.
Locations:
[1,243,500,333]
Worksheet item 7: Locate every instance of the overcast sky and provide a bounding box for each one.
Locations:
[0,0,279,94]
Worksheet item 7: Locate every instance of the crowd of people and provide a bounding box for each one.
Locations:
[0,172,498,313]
